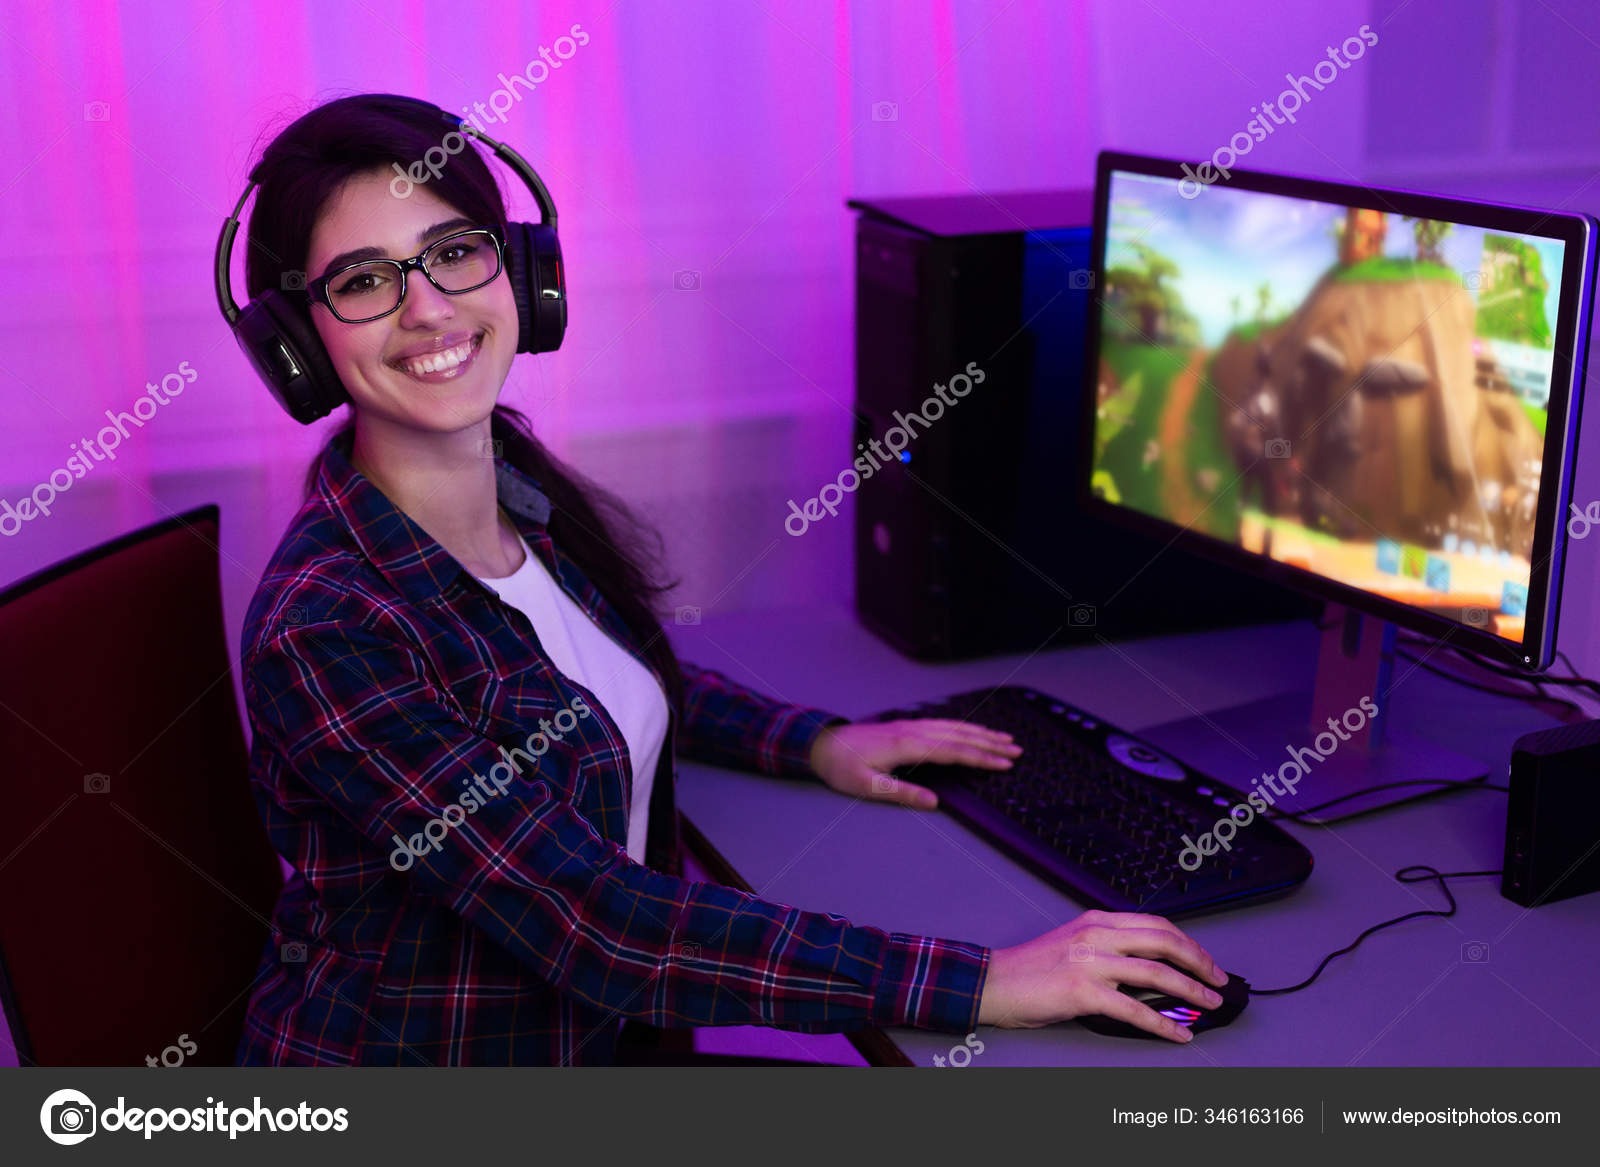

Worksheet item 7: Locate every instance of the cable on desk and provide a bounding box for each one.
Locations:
[1259,777,1509,826]
[1421,639,1600,697]
[1399,634,1600,700]
[1555,649,1600,696]
[1249,866,1503,996]
[1394,648,1588,721]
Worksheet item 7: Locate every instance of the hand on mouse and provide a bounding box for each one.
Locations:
[975,910,1229,1043]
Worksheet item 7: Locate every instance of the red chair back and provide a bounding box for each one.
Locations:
[0,505,282,1066]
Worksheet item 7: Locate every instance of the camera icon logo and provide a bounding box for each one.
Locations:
[83,101,110,122]
[1265,438,1292,459]
[871,774,897,795]
[871,101,898,121]
[281,942,308,963]
[84,772,111,794]
[1069,603,1097,627]
[676,941,703,962]
[1463,607,1489,628]
[673,269,701,291]
[1069,942,1096,962]
[675,605,701,626]
[478,438,504,459]
[280,270,308,292]
[1462,270,1483,290]
[40,1089,97,1145]
[1069,269,1095,290]
[1461,941,1490,963]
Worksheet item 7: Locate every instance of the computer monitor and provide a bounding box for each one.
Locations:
[1078,150,1596,816]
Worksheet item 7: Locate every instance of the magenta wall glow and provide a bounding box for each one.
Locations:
[1,0,1599,766]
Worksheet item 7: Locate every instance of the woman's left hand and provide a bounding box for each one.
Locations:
[807,719,1023,809]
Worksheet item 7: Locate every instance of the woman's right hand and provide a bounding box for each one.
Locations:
[975,909,1229,1042]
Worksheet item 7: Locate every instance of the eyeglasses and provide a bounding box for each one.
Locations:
[307,226,506,324]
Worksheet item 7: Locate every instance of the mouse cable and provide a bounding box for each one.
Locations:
[1260,777,1508,826]
[1248,866,1502,996]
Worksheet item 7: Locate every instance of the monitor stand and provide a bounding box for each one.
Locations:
[1137,604,1489,823]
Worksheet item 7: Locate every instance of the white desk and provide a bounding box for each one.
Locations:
[671,605,1599,1067]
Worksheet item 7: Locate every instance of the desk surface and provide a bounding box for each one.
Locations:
[670,605,1600,1067]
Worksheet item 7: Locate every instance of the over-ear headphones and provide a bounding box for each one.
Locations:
[213,99,566,425]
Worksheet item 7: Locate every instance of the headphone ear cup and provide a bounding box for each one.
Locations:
[502,220,537,354]
[503,220,566,355]
[235,290,349,424]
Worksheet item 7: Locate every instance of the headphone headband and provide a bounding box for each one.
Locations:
[214,102,566,424]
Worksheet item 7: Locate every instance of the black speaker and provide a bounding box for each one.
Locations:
[1502,718,1600,907]
[847,190,1318,660]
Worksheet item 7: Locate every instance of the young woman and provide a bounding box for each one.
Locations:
[231,93,1229,1066]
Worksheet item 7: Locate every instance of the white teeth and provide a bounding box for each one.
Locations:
[398,336,477,376]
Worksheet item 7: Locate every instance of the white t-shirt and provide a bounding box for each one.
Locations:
[476,533,669,863]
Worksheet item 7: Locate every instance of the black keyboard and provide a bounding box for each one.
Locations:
[869,685,1314,916]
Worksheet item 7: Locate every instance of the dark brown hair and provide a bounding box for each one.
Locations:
[243,93,685,712]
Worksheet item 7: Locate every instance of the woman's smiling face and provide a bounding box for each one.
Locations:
[304,169,518,437]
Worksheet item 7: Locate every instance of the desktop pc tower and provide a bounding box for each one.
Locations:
[847,190,1318,660]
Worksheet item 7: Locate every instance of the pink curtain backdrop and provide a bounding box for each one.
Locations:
[0,0,1105,622]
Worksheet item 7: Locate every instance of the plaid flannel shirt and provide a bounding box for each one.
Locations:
[233,436,989,1065]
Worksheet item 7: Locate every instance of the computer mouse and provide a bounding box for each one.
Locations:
[1077,963,1250,1039]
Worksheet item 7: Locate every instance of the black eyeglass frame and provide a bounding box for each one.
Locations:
[306,224,507,323]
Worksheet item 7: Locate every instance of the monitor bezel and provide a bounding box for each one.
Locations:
[1078,150,1596,671]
